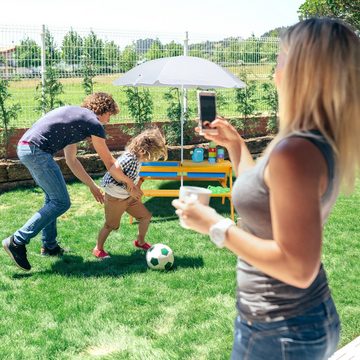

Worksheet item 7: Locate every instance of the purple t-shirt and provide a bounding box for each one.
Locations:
[20,106,106,154]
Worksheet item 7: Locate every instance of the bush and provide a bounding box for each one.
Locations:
[124,87,153,135]
[163,88,195,146]
[0,78,21,159]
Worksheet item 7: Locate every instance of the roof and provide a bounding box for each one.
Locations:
[0,46,16,54]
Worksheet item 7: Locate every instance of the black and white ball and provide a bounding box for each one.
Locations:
[146,244,174,270]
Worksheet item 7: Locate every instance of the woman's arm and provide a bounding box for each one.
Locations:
[200,117,255,176]
[64,143,104,203]
[173,138,328,288]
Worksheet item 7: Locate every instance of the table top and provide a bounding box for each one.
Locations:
[141,160,232,171]
[181,160,231,170]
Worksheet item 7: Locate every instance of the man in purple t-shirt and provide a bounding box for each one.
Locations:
[2,92,143,271]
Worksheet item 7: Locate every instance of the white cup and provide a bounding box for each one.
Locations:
[178,186,212,229]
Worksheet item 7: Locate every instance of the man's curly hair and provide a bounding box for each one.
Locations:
[81,92,119,116]
[127,127,167,161]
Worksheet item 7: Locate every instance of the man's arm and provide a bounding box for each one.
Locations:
[91,135,143,200]
[64,143,104,203]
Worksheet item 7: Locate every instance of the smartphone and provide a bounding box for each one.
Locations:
[197,90,218,135]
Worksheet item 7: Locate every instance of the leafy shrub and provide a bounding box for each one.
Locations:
[0,77,21,159]
[261,66,278,133]
[36,65,64,114]
[235,70,258,121]
[163,88,195,146]
[124,87,153,135]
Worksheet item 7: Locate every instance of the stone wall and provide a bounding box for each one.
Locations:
[1,117,270,159]
[0,136,273,193]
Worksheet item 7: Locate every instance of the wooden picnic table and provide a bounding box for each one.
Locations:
[129,160,234,223]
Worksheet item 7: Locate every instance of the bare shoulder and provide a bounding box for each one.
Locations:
[266,137,327,188]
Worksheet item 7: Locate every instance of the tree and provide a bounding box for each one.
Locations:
[135,38,156,54]
[81,54,96,95]
[221,38,246,65]
[262,67,279,133]
[261,27,289,38]
[62,29,83,70]
[14,38,41,68]
[120,45,138,72]
[258,37,280,64]
[165,41,183,57]
[243,34,262,64]
[162,88,194,146]
[103,40,121,69]
[36,66,64,114]
[44,28,61,66]
[124,87,153,134]
[298,0,360,30]
[0,78,21,159]
[188,41,213,60]
[145,40,164,60]
[83,31,105,69]
[235,70,258,121]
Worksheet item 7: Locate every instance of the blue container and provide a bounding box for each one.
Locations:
[192,148,204,162]
[217,148,225,162]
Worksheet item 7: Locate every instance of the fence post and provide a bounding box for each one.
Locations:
[40,24,46,115]
[183,31,189,117]
[180,31,190,173]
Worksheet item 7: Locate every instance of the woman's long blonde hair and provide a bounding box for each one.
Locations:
[273,18,360,193]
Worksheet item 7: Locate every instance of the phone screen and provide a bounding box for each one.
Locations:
[200,95,216,122]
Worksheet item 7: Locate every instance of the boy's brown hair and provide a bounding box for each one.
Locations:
[81,92,119,116]
[127,127,167,161]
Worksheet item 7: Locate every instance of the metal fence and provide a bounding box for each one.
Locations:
[0,24,280,128]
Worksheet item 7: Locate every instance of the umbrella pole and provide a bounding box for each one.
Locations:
[180,85,184,187]
[181,31,188,187]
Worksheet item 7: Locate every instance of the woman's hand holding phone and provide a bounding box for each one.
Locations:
[198,90,218,135]
[196,116,243,149]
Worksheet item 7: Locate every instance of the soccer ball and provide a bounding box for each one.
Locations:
[146,244,174,270]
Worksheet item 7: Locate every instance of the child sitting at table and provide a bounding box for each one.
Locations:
[93,127,167,259]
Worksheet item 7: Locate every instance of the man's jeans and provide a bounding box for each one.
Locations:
[231,296,340,360]
[14,144,71,248]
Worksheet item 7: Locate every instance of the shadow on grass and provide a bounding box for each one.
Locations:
[37,251,204,278]
[142,180,232,221]
[12,273,33,279]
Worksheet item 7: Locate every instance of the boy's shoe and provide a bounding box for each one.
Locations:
[93,248,110,259]
[133,240,152,251]
[2,236,31,271]
[41,244,65,256]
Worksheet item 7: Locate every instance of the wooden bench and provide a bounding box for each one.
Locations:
[129,160,234,223]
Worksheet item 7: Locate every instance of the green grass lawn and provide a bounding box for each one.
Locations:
[0,179,359,359]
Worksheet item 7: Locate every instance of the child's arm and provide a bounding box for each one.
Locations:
[108,162,143,200]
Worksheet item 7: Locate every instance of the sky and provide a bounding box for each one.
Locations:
[0,0,304,41]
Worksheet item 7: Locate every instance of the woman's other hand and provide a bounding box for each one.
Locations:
[172,199,224,234]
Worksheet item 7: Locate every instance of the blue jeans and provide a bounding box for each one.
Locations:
[14,144,71,248]
[231,297,340,360]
